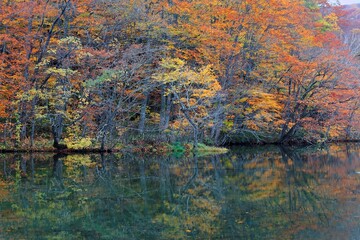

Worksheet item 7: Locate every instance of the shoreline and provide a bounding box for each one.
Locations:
[0,139,359,154]
[0,148,113,154]
[226,139,360,146]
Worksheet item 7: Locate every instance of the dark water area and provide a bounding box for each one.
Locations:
[0,144,359,239]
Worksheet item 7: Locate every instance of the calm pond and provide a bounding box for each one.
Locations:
[0,144,359,239]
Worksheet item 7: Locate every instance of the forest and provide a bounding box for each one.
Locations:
[0,0,359,151]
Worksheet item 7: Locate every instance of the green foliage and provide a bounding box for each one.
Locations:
[171,142,185,152]
[304,0,320,10]
[318,13,340,32]
[84,70,125,88]
[194,143,228,154]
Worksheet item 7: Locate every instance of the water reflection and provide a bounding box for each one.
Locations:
[0,144,359,239]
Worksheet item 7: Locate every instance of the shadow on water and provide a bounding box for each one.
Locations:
[0,143,360,239]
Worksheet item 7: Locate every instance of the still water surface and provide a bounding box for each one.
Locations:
[0,144,359,239]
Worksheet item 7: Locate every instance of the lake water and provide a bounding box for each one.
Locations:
[0,144,359,239]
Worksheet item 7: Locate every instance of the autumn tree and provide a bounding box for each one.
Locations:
[0,0,359,148]
[152,58,221,148]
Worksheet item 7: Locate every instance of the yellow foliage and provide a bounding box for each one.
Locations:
[64,137,92,150]
[152,57,221,130]
[64,155,96,179]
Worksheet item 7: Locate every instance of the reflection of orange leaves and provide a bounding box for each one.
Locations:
[0,180,10,198]
[170,166,182,176]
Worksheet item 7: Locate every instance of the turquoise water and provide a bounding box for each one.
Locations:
[0,144,359,239]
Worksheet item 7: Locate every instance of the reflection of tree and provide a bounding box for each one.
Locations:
[0,144,359,239]
[154,153,223,239]
[279,146,333,236]
[217,145,360,239]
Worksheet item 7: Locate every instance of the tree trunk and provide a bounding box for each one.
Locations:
[30,119,35,148]
[193,126,199,150]
[18,100,28,143]
[160,86,166,130]
[164,93,172,129]
[211,99,224,145]
[29,95,38,148]
[51,114,66,149]
[160,86,172,131]
[279,123,299,143]
[138,91,149,134]
[20,124,27,142]
[181,108,199,150]
[100,134,106,152]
